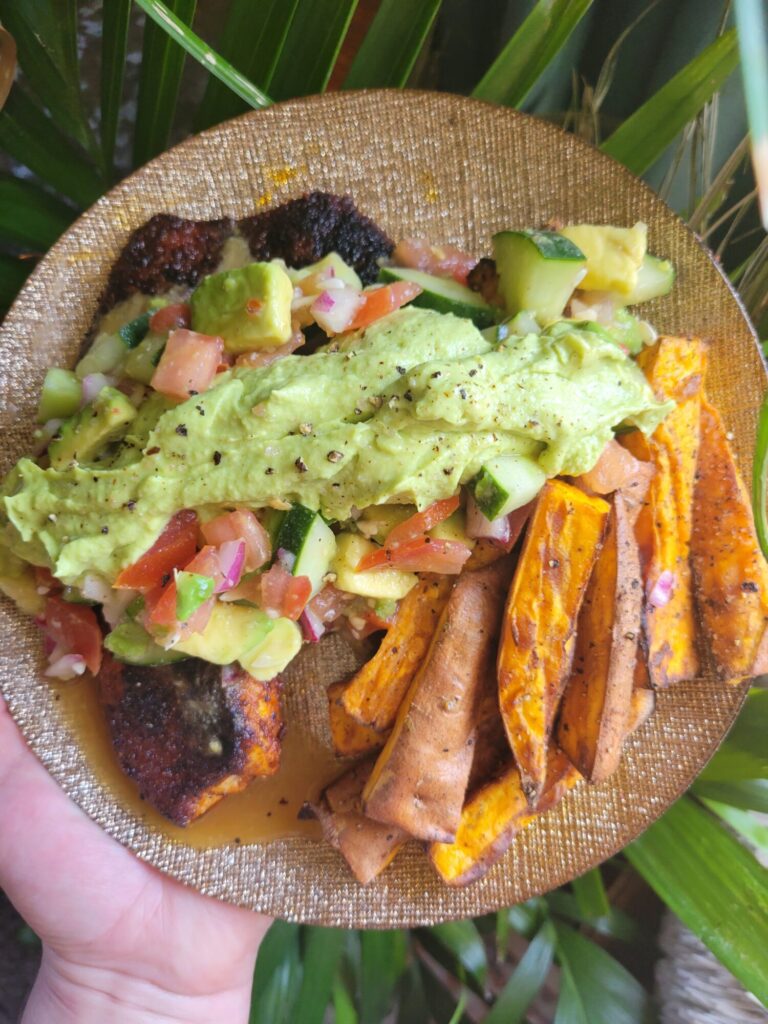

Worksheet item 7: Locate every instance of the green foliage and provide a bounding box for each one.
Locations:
[100,0,131,174]
[484,920,555,1024]
[627,795,768,1007]
[269,0,359,100]
[343,0,443,89]
[472,0,594,107]
[601,28,740,174]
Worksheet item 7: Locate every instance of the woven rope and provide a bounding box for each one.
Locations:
[657,913,768,1023]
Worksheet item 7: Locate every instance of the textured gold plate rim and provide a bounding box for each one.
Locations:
[0,89,762,927]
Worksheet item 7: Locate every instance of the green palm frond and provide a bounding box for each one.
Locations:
[268,0,358,100]
[342,0,443,89]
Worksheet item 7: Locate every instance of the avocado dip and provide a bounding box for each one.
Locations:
[2,307,670,586]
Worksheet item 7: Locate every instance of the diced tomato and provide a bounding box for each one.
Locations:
[258,562,312,620]
[578,439,652,496]
[357,537,472,574]
[234,332,305,369]
[348,282,422,331]
[306,584,349,624]
[384,496,460,547]
[149,303,191,334]
[151,329,224,400]
[504,501,534,551]
[392,239,477,285]
[201,510,271,571]
[144,581,178,630]
[44,596,102,674]
[114,509,198,591]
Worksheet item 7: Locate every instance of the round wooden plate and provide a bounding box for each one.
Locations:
[0,91,762,926]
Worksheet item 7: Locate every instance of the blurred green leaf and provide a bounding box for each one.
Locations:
[333,976,359,1024]
[360,930,408,1024]
[194,0,297,131]
[291,927,346,1024]
[485,919,556,1024]
[698,689,768,782]
[447,989,468,1024]
[0,175,74,251]
[703,799,768,852]
[627,795,768,1007]
[249,921,301,1024]
[0,88,103,207]
[495,908,511,962]
[546,891,643,945]
[553,921,649,1024]
[396,963,430,1024]
[269,0,358,100]
[428,920,488,989]
[571,868,610,921]
[343,0,442,89]
[133,0,197,167]
[0,254,32,311]
[100,0,131,174]
[472,0,593,108]
[692,779,768,813]
[135,0,272,130]
[0,0,93,155]
[601,29,739,175]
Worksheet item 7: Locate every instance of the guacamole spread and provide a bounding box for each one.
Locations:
[1,308,670,585]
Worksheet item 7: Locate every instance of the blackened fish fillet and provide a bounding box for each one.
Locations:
[239,191,393,284]
[100,657,282,825]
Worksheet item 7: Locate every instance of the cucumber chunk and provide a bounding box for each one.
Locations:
[378,266,497,328]
[37,368,82,423]
[118,312,152,349]
[619,254,675,305]
[75,332,127,378]
[492,230,586,324]
[276,504,336,595]
[473,455,546,520]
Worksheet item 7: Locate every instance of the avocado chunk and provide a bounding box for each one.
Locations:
[331,532,417,600]
[190,261,293,353]
[105,621,188,666]
[37,368,82,423]
[48,386,136,470]
[559,222,647,295]
[288,252,362,290]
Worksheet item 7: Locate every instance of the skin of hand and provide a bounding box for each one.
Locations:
[0,694,271,1023]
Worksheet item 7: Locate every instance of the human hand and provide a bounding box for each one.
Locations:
[0,694,271,1023]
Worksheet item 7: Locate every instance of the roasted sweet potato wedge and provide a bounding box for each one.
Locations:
[341,575,454,732]
[311,760,408,885]
[327,680,387,757]
[622,336,706,687]
[497,480,609,802]
[691,399,768,681]
[429,748,579,886]
[626,686,656,735]
[557,493,642,783]
[362,559,513,843]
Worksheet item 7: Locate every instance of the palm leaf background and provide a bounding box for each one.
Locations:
[0,2,766,1020]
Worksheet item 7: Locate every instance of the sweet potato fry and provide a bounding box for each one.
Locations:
[341,574,454,731]
[691,399,768,681]
[311,760,408,885]
[557,493,642,782]
[497,480,609,802]
[622,336,706,687]
[327,680,386,757]
[626,687,656,735]
[362,559,513,842]
[429,748,579,886]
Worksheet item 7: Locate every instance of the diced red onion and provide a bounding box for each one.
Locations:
[311,287,363,335]
[312,290,336,313]
[42,418,63,438]
[81,373,117,406]
[648,570,675,608]
[45,652,87,680]
[276,548,296,573]
[465,494,511,544]
[215,539,246,592]
[80,573,137,627]
[299,605,326,643]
